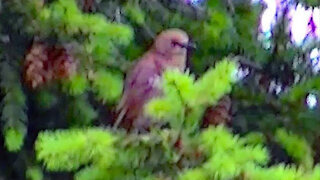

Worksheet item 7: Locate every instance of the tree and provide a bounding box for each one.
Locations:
[1,0,320,179]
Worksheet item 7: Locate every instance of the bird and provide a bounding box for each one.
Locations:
[113,28,195,132]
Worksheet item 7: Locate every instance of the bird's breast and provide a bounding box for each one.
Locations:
[167,55,186,72]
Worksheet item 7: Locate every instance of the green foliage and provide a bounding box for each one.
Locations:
[178,168,208,180]
[35,128,116,171]
[281,77,320,104]
[162,69,196,106]
[307,165,320,180]
[145,69,190,125]
[207,0,224,8]
[4,127,25,152]
[35,90,58,109]
[178,126,320,180]
[35,0,132,37]
[274,77,320,139]
[31,0,134,63]
[176,125,269,180]
[91,70,124,103]
[199,125,269,179]
[26,166,43,180]
[146,96,183,121]
[16,0,133,106]
[35,128,180,179]
[244,164,304,180]
[146,58,237,132]
[123,42,145,61]
[75,166,156,180]
[233,2,267,62]
[62,74,89,96]
[123,1,146,25]
[106,130,182,177]
[242,132,267,145]
[5,0,320,179]
[0,61,27,152]
[275,128,314,169]
[11,0,134,107]
[67,95,98,126]
[62,69,123,104]
[244,163,320,180]
[194,59,237,105]
[75,166,108,180]
[192,4,236,52]
[34,124,320,180]
[299,0,320,7]
[206,10,234,48]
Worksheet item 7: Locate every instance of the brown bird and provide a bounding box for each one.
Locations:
[114,28,195,132]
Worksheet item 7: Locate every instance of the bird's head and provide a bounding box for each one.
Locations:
[153,29,195,56]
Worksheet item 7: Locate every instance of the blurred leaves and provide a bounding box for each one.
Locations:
[0,61,27,152]
[123,1,146,25]
[4,0,320,179]
[179,125,269,180]
[67,95,97,127]
[281,77,320,105]
[298,0,320,7]
[146,58,237,133]
[4,127,25,152]
[275,128,314,170]
[62,74,89,96]
[35,90,58,109]
[91,70,124,104]
[26,166,43,180]
[35,128,116,171]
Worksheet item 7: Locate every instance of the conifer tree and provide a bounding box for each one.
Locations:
[2,0,320,179]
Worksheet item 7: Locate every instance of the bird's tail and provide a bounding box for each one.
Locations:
[113,92,126,129]
[113,94,149,131]
[116,93,126,112]
[113,106,127,130]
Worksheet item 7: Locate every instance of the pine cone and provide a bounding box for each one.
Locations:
[24,42,52,89]
[23,42,77,89]
[50,46,77,79]
[201,95,232,128]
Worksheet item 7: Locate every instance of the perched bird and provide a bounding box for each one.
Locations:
[114,28,195,132]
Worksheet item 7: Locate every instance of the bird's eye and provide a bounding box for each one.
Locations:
[171,41,179,47]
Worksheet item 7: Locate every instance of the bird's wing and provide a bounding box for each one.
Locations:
[116,53,162,118]
[114,54,162,129]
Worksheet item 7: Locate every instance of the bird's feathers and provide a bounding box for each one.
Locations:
[114,29,189,131]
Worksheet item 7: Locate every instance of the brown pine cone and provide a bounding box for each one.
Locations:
[50,46,77,79]
[201,95,232,128]
[24,42,53,89]
[23,42,77,89]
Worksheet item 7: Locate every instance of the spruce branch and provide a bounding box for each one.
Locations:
[0,60,27,152]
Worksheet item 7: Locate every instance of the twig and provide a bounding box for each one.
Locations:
[233,56,263,71]
[115,6,121,23]
[227,0,235,15]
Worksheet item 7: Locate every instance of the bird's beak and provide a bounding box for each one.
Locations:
[176,42,196,50]
[186,42,196,50]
